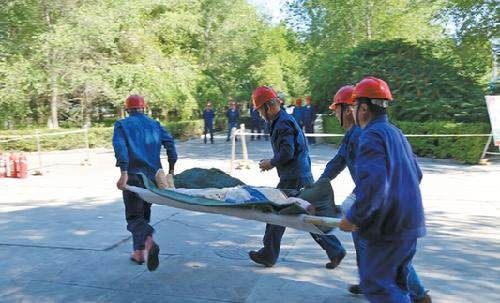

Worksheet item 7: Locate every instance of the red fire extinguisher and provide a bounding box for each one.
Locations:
[17,153,28,179]
[0,153,7,178]
[8,153,18,178]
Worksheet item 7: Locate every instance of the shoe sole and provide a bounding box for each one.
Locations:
[249,252,274,268]
[147,242,160,272]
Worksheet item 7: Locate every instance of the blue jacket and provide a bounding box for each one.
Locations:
[226,109,239,125]
[112,112,177,180]
[346,115,425,241]
[302,105,316,126]
[250,106,261,123]
[292,106,303,125]
[269,109,313,181]
[203,109,215,127]
[320,125,361,182]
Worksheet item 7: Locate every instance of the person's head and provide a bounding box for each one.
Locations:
[229,101,236,109]
[296,98,302,107]
[252,86,281,122]
[329,85,355,130]
[305,96,312,105]
[352,77,392,129]
[125,95,146,114]
[206,101,212,108]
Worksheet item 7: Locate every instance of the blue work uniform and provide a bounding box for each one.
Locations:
[249,105,263,140]
[203,108,215,144]
[321,124,427,302]
[346,115,426,303]
[113,112,177,251]
[226,108,239,141]
[291,105,303,128]
[258,109,345,264]
[302,104,317,144]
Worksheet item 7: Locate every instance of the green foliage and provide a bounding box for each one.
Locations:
[0,120,204,152]
[310,39,488,122]
[323,115,491,164]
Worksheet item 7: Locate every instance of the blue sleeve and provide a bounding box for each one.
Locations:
[112,122,129,172]
[270,123,295,167]
[346,131,387,227]
[320,142,347,180]
[160,124,178,163]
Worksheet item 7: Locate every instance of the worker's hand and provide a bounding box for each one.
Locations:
[116,171,128,190]
[338,217,358,232]
[259,159,274,171]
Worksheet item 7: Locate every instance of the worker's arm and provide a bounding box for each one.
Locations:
[345,131,387,228]
[112,122,129,190]
[160,124,177,174]
[112,122,129,172]
[319,141,347,180]
[269,123,295,167]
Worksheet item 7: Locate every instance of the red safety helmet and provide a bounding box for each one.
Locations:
[125,95,146,109]
[252,86,278,109]
[352,77,393,101]
[329,85,355,110]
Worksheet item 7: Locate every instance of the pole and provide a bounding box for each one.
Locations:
[480,134,493,160]
[240,123,249,162]
[35,130,43,175]
[230,127,236,175]
[83,126,90,165]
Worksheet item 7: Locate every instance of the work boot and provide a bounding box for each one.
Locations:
[130,250,145,265]
[325,250,346,269]
[348,284,363,295]
[414,293,432,303]
[248,251,274,268]
[145,236,160,272]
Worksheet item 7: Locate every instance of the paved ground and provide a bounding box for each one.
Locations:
[0,135,499,302]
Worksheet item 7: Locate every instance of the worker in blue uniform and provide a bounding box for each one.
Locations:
[248,86,346,269]
[291,97,304,129]
[226,101,239,142]
[202,101,215,144]
[321,85,431,302]
[249,103,263,141]
[113,95,177,272]
[302,96,317,144]
[338,77,427,303]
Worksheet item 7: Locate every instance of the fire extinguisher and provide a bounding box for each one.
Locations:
[0,153,7,178]
[17,153,28,179]
[8,153,18,178]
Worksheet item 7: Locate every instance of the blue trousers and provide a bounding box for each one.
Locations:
[353,233,426,302]
[123,174,155,251]
[304,122,315,144]
[226,122,238,140]
[258,177,346,264]
[358,237,418,303]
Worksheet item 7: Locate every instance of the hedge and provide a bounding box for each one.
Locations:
[0,120,204,152]
[322,115,491,164]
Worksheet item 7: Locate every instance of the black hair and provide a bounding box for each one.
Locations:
[126,108,144,114]
[357,98,387,116]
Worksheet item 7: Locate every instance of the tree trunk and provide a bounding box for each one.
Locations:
[366,0,374,40]
[48,67,59,129]
[82,83,92,128]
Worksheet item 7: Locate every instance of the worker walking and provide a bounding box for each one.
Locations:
[113,95,177,272]
[226,101,239,142]
[302,96,317,144]
[291,97,303,129]
[322,85,431,303]
[338,77,427,303]
[248,86,346,269]
[203,101,215,144]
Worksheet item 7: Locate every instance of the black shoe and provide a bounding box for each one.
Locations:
[415,293,432,303]
[325,250,346,269]
[248,251,274,267]
[147,242,160,272]
[348,284,363,295]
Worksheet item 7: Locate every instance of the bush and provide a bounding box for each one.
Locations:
[323,115,491,164]
[0,119,205,152]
